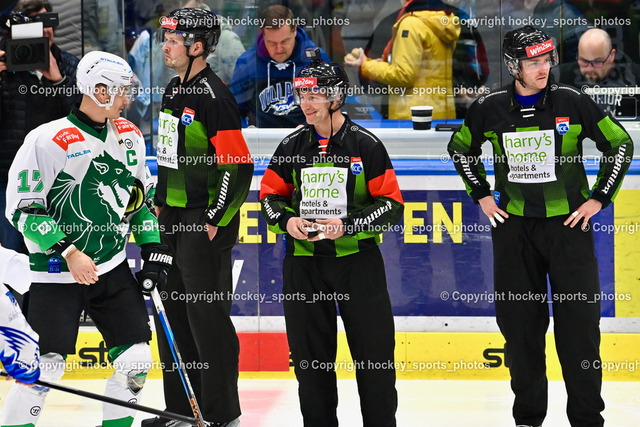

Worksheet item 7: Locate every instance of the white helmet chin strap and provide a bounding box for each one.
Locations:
[88,89,115,109]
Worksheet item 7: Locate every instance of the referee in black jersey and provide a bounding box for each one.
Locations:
[146,8,253,427]
[448,26,633,427]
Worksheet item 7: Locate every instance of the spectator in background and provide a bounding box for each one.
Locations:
[446,0,490,118]
[48,0,81,57]
[341,0,402,54]
[83,0,122,54]
[362,0,488,118]
[345,0,460,120]
[230,5,330,127]
[183,0,246,83]
[208,15,246,84]
[50,0,127,57]
[0,0,80,253]
[553,28,640,117]
[259,0,347,62]
[127,0,245,143]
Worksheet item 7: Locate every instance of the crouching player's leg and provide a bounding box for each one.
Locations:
[103,342,152,426]
[1,352,66,427]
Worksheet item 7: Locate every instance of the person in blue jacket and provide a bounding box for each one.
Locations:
[230,4,330,128]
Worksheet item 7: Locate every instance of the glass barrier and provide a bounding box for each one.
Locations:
[67,0,640,154]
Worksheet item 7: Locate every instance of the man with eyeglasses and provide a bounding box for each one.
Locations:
[554,28,640,116]
[448,26,633,427]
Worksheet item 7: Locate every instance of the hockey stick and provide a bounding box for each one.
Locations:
[149,285,207,427]
[0,370,198,425]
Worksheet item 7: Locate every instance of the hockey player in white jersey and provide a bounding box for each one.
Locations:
[2,51,172,427]
[0,246,40,385]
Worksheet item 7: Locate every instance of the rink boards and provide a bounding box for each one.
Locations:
[66,331,639,381]
[62,159,640,381]
[136,159,640,320]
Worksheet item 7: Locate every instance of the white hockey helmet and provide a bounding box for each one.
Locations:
[76,51,134,107]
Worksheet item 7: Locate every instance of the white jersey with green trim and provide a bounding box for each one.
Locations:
[5,112,159,283]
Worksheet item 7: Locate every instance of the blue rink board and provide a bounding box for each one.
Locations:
[227,190,615,318]
[134,159,633,318]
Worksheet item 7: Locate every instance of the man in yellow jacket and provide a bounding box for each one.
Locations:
[345,0,460,120]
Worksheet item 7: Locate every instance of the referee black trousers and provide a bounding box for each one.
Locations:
[283,247,397,427]
[492,215,604,427]
[153,207,241,423]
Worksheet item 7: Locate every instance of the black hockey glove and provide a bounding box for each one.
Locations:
[136,244,172,294]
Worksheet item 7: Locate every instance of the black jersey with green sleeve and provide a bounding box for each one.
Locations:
[260,118,404,257]
[447,82,633,217]
[155,65,253,226]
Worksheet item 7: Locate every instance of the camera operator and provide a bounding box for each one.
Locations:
[0,0,80,253]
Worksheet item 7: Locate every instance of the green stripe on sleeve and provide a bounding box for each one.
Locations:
[129,208,161,245]
[449,123,473,153]
[13,209,66,252]
[486,131,502,156]
[597,116,630,147]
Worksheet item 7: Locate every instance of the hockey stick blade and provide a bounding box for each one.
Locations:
[1,370,199,425]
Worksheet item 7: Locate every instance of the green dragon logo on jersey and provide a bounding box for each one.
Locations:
[48,151,134,258]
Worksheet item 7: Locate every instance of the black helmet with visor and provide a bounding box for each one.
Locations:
[293,48,349,111]
[503,25,558,84]
[158,8,220,54]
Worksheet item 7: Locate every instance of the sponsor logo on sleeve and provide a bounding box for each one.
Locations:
[114,119,142,138]
[52,128,85,150]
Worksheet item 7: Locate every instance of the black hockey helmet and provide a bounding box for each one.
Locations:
[503,26,557,77]
[159,8,220,54]
[294,48,349,108]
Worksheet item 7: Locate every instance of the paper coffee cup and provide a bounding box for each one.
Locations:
[410,106,433,130]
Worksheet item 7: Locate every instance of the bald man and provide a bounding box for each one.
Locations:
[577,29,616,84]
[554,28,640,116]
